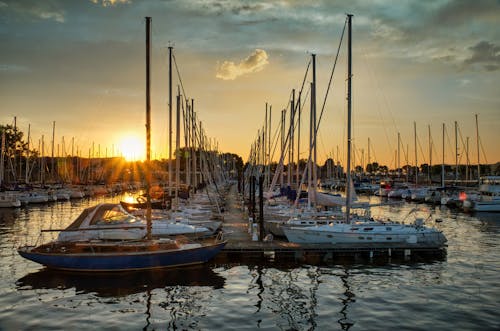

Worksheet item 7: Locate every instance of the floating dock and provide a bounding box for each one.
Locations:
[215,185,447,264]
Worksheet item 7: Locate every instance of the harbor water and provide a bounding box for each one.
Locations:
[0,195,498,330]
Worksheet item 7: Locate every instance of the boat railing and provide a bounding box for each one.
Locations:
[41,225,147,232]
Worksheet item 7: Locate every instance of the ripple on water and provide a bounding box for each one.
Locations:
[0,196,499,330]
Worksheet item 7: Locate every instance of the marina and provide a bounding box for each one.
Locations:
[0,188,498,330]
[1,1,499,330]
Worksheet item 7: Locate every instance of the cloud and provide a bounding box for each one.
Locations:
[90,0,130,7]
[432,0,498,27]
[216,49,269,80]
[0,64,29,72]
[0,1,65,23]
[464,41,500,71]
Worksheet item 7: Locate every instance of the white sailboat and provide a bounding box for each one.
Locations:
[283,14,447,247]
[57,203,211,242]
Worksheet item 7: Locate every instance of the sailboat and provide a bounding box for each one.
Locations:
[283,14,447,247]
[17,17,226,272]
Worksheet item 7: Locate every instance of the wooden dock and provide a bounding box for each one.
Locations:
[215,185,447,265]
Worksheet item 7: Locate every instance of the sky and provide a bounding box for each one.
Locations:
[1,0,499,167]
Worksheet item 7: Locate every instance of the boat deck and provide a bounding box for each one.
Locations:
[216,185,447,264]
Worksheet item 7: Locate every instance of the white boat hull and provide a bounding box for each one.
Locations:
[283,222,447,246]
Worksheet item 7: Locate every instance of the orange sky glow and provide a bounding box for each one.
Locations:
[1,1,499,168]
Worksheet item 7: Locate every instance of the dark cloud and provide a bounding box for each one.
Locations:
[464,41,500,71]
[90,0,130,7]
[432,0,499,26]
[196,1,265,17]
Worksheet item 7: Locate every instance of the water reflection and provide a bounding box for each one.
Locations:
[473,212,500,233]
[16,265,225,297]
[338,267,355,330]
[0,207,22,229]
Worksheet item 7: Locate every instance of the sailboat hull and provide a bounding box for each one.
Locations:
[18,240,226,272]
[283,224,447,246]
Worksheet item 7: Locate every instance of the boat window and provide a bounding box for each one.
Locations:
[358,236,364,240]
[91,205,137,225]
[386,237,392,240]
[367,237,372,240]
[363,228,373,231]
[386,227,392,231]
[327,235,333,238]
[351,227,359,231]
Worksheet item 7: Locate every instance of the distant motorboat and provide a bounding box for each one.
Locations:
[463,176,500,212]
[17,191,50,204]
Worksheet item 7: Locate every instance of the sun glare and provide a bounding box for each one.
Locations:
[118,135,144,161]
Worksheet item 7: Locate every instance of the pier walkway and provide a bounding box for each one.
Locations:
[216,184,447,264]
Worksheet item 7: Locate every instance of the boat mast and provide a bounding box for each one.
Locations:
[312,54,317,205]
[455,121,458,182]
[442,123,445,187]
[51,121,55,182]
[308,81,313,209]
[296,96,301,188]
[191,99,197,188]
[367,137,371,170]
[0,130,5,187]
[428,125,432,184]
[175,86,181,208]
[345,14,353,224]
[398,132,401,177]
[280,109,285,188]
[145,16,152,239]
[289,89,295,188]
[41,135,45,184]
[475,114,480,183]
[25,124,30,184]
[414,121,418,185]
[168,46,173,197]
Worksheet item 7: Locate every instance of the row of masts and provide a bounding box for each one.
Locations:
[244,15,486,198]
[248,108,485,188]
[1,22,233,191]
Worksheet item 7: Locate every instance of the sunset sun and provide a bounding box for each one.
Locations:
[118,135,144,161]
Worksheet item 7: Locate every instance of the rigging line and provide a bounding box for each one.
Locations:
[367,138,378,164]
[298,60,311,101]
[360,45,396,156]
[416,135,428,165]
[269,117,281,163]
[295,85,311,161]
[301,18,347,173]
[277,59,311,164]
[172,54,189,102]
[479,136,488,164]
[457,126,467,165]
[444,124,454,164]
[316,16,347,131]
[398,134,409,166]
[292,19,347,200]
